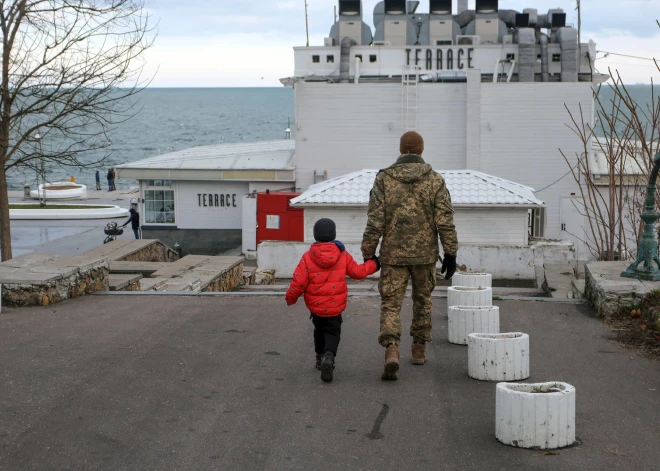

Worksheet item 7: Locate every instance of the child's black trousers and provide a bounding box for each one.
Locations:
[311,314,343,356]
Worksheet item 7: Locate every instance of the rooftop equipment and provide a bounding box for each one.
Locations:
[515,13,529,28]
[329,0,373,46]
[464,0,505,44]
[373,0,420,46]
[421,1,460,46]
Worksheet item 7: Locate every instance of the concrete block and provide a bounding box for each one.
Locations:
[468,333,530,381]
[448,306,500,345]
[496,382,576,449]
[447,286,492,308]
[453,273,492,288]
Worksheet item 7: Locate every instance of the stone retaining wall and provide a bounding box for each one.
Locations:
[1,265,109,307]
[203,263,245,293]
[120,242,178,263]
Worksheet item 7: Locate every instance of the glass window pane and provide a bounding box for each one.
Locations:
[165,212,175,223]
[154,190,164,201]
[146,201,154,213]
[154,201,164,212]
[165,190,174,200]
[145,190,154,200]
[156,212,165,223]
[146,212,155,224]
[164,180,172,187]
[155,180,163,186]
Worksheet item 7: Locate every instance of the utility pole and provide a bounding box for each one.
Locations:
[304,1,310,47]
[576,1,581,45]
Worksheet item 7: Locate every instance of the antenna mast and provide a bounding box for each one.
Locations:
[576,1,581,45]
[304,1,310,47]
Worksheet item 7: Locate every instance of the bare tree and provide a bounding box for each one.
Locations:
[560,53,660,260]
[0,0,153,261]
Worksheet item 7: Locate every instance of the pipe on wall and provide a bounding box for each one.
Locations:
[540,34,549,82]
[339,36,357,83]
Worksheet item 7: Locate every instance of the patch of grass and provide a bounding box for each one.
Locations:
[492,296,503,301]
[10,204,113,210]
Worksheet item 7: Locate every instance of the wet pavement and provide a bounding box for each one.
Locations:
[0,296,658,470]
[4,190,138,256]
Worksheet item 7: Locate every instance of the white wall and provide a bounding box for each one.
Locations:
[478,83,594,240]
[303,207,529,246]
[176,181,248,230]
[258,240,574,280]
[294,82,467,190]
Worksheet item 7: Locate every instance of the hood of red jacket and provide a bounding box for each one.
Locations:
[308,241,345,269]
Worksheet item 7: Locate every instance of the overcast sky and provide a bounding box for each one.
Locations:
[143,0,660,87]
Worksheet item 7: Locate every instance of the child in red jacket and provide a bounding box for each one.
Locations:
[286,218,380,383]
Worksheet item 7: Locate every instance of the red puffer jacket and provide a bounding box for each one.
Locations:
[286,241,378,317]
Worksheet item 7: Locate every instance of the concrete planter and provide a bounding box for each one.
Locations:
[447,286,492,308]
[496,382,576,450]
[468,333,530,381]
[30,182,87,200]
[453,272,492,288]
[448,306,500,345]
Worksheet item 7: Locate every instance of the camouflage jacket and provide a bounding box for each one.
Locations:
[361,154,458,265]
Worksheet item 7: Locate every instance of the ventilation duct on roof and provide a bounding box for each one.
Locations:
[330,1,373,46]
[476,0,498,14]
[557,27,578,82]
[339,36,357,83]
[517,28,536,82]
[430,0,451,15]
[540,34,549,82]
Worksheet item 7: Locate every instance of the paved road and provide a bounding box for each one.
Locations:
[0,296,658,470]
[4,190,137,257]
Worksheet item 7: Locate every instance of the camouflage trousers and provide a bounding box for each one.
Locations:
[378,263,436,347]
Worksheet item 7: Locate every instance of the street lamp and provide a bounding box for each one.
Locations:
[34,133,46,207]
[621,150,660,280]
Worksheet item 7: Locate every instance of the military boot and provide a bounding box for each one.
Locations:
[320,352,335,383]
[381,344,400,381]
[411,342,426,365]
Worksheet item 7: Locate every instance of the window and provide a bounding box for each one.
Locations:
[552,54,561,62]
[369,55,377,63]
[312,55,320,63]
[530,208,546,238]
[144,180,175,224]
[506,53,515,61]
[327,55,334,63]
[355,54,362,62]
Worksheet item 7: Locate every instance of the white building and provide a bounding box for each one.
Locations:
[290,169,544,246]
[257,168,573,279]
[116,141,296,254]
[285,0,606,257]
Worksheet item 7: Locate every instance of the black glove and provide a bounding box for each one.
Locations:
[440,254,457,280]
[371,255,381,271]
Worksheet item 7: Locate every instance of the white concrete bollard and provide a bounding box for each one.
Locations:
[452,272,492,288]
[468,332,530,381]
[448,306,500,345]
[496,382,576,450]
[447,286,492,308]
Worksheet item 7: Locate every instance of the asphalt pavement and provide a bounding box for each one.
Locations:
[0,296,658,470]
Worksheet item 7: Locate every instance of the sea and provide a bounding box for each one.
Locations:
[5,85,656,191]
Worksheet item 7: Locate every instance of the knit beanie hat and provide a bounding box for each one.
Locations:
[313,218,336,242]
[400,131,424,156]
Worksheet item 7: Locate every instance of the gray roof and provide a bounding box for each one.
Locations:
[291,169,545,208]
[117,140,296,171]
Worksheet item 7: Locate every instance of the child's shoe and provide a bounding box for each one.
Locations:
[320,352,335,383]
[315,354,322,370]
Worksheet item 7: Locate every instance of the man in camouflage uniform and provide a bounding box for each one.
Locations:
[361,131,458,380]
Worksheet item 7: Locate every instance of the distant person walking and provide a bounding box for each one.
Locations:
[362,131,458,381]
[122,208,140,239]
[110,168,116,191]
[95,170,101,190]
[106,168,113,191]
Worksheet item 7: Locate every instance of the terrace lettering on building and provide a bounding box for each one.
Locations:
[198,193,237,208]
[406,47,475,70]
